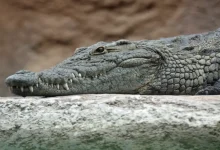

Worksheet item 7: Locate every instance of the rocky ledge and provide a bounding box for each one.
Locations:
[0,95,220,150]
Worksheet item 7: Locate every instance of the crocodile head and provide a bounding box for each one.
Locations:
[5,40,164,96]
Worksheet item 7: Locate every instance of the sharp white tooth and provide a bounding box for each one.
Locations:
[51,84,53,88]
[38,78,42,83]
[36,84,39,87]
[8,87,12,92]
[95,75,97,78]
[70,79,73,83]
[56,84,60,89]
[63,83,69,90]
[29,86,34,93]
[72,73,75,78]
[21,87,24,92]
[46,83,49,86]
[78,73,82,78]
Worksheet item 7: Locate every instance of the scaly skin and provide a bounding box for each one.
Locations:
[5,28,220,96]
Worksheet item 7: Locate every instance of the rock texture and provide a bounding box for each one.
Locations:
[0,95,220,150]
[1,0,220,96]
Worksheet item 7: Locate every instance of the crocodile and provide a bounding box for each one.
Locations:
[5,28,220,96]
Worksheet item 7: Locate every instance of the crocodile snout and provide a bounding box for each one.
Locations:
[5,70,38,94]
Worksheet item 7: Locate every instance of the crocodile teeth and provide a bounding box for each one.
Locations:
[63,83,69,90]
[36,84,39,87]
[78,73,82,78]
[72,73,75,78]
[56,84,60,89]
[29,86,34,93]
[21,87,24,92]
[38,78,42,83]
[46,83,49,86]
[70,79,73,83]
[8,87,12,92]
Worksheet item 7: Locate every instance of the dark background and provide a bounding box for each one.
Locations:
[1,0,220,96]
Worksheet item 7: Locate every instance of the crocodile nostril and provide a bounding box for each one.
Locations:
[5,75,28,86]
[5,71,38,87]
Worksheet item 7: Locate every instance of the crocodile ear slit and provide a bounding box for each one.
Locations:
[146,47,166,63]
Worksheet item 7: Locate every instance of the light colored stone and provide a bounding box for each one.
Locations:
[0,95,219,150]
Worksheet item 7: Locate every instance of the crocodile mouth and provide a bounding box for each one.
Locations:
[5,69,114,96]
[8,85,37,93]
[5,53,154,96]
[7,73,80,92]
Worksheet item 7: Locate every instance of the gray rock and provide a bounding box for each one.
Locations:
[0,95,220,150]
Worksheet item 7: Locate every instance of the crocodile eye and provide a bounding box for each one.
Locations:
[90,46,107,55]
[95,47,105,53]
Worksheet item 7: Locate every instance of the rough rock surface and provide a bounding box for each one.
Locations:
[1,0,220,96]
[0,95,220,150]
